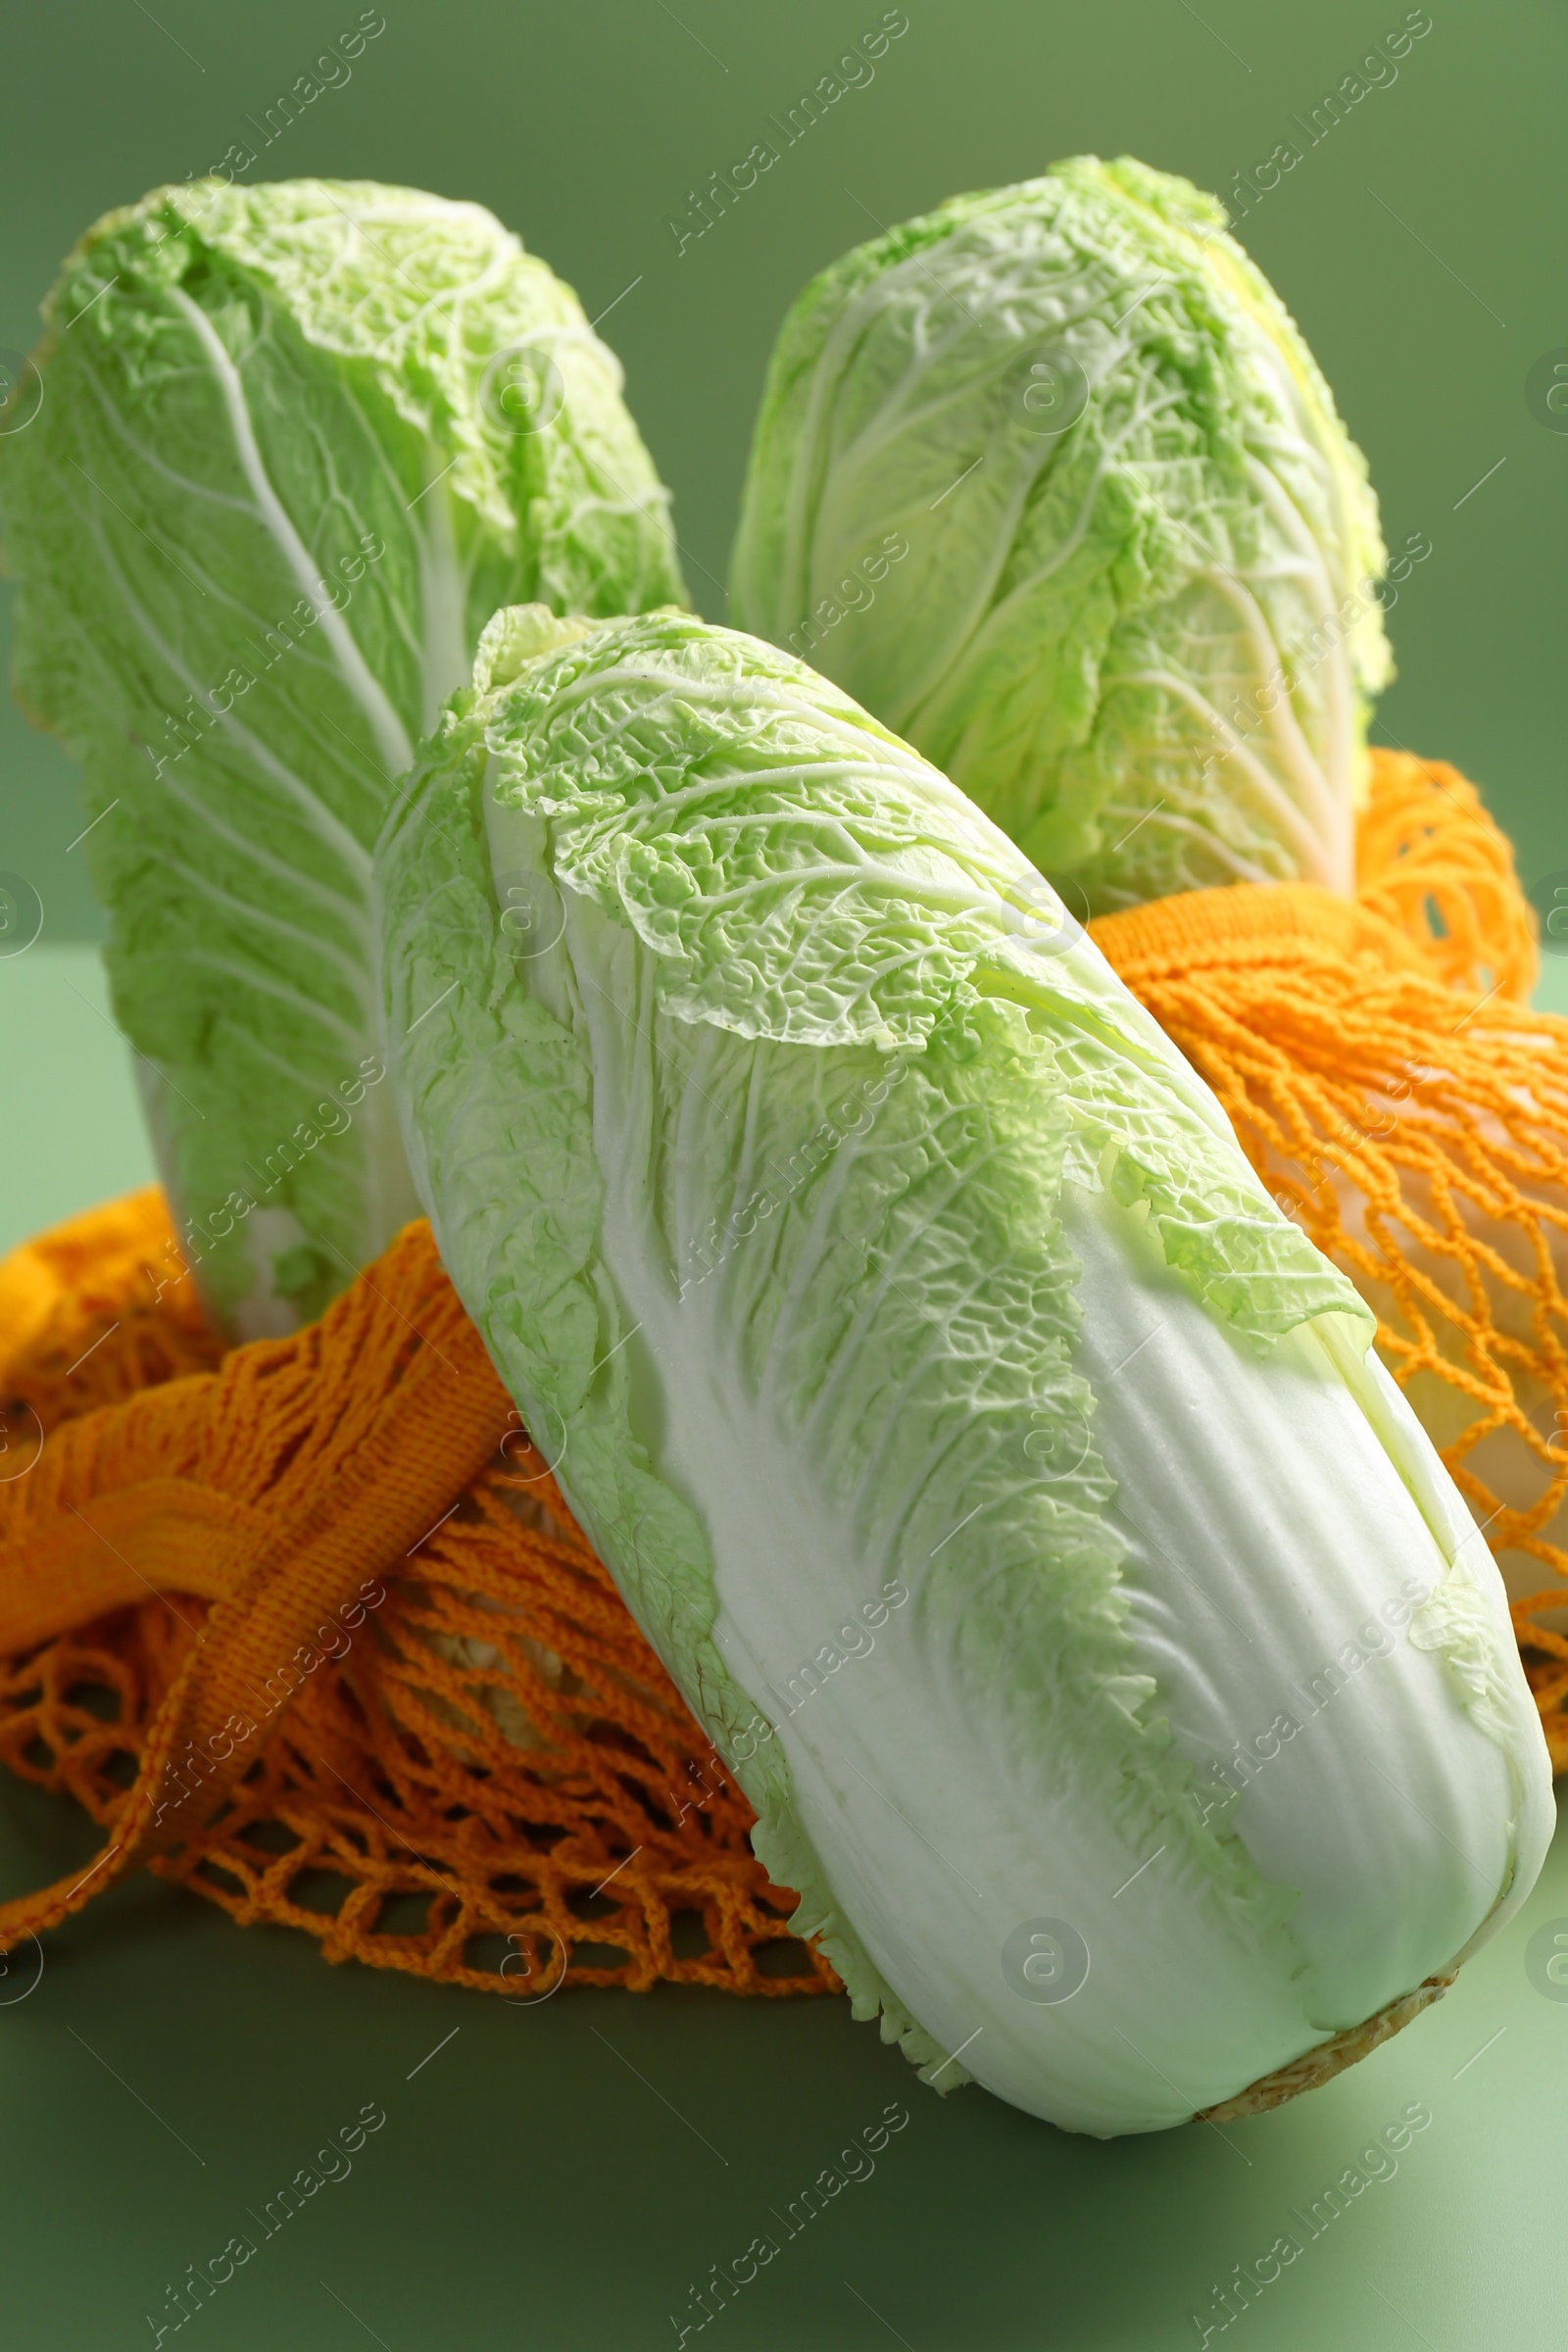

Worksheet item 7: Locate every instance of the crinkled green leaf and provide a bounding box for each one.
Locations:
[731,155,1390,911]
[0,178,684,1332]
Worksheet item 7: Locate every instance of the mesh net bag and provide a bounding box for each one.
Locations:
[1,743,1562,1998]
[0,1194,831,1997]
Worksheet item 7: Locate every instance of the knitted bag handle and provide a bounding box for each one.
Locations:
[0,1202,826,1994]
[0,1223,514,1944]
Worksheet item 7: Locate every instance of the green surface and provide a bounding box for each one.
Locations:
[2,5,1566,2344]
[0,948,156,1254]
[3,976,1568,2349]
[0,1753,1564,2352]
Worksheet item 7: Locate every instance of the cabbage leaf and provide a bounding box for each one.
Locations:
[0,177,684,1332]
[731,156,1390,912]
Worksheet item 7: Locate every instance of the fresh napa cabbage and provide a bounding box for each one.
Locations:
[0,177,685,1336]
[376,607,1550,2136]
[730,155,1391,913]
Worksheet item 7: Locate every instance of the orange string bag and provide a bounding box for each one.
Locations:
[0,1195,831,1996]
[0,744,1562,1994]
[1090,746,1568,1766]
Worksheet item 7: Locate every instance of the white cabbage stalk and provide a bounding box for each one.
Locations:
[0,178,684,1337]
[730,155,1390,914]
[375,608,1551,2135]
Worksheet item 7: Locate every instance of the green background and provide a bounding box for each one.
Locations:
[3,4,1568,2346]
[4,0,1568,938]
